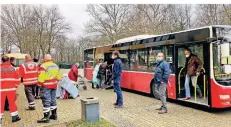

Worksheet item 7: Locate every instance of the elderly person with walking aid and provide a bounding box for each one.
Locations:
[183,48,203,100]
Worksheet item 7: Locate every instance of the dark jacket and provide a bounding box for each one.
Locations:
[113,57,122,84]
[98,63,106,75]
[185,54,202,76]
[10,63,16,67]
[154,60,170,84]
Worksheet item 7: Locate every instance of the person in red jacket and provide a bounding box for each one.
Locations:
[0,55,21,123]
[19,55,39,110]
[68,63,78,82]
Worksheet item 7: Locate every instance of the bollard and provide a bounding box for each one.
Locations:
[81,97,99,122]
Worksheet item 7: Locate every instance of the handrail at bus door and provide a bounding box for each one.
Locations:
[194,68,206,101]
[178,67,185,94]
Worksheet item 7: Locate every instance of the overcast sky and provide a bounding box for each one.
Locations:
[57,4,90,38]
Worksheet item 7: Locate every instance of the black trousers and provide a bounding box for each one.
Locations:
[4,98,9,110]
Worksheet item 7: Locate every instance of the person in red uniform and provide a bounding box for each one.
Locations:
[19,55,39,110]
[0,55,21,123]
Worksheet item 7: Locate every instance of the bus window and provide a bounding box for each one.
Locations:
[148,46,164,71]
[130,48,148,71]
[213,43,231,86]
[119,50,129,70]
[84,49,94,68]
[178,45,204,68]
[165,45,174,73]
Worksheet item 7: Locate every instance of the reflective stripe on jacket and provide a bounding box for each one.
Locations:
[38,61,61,89]
[19,60,38,85]
[0,62,20,91]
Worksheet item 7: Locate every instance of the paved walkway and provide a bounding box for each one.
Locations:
[2,83,231,127]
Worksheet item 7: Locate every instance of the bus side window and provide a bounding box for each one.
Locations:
[130,49,148,71]
[119,50,129,70]
[165,45,174,73]
[148,46,164,71]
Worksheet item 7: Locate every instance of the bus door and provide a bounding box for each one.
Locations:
[175,43,209,105]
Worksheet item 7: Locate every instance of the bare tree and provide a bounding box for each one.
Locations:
[222,4,231,24]
[195,4,226,27]
[85,4,132,44]
[164,4,193,32]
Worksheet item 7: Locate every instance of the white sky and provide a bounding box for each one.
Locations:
[57,4,90,38]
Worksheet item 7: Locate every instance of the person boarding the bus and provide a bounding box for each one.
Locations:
[112,51,123,108]
[183,48,203,100]
[19,55,39,110]
[0,55,21,123]
[37,54,61,123]
[153,52,170,114]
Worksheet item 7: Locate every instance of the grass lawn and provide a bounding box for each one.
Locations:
[66,118,116,127]
[47,118,116,127]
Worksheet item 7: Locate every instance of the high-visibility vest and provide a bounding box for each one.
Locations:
[38,61,61,89]
[0,62,20,92]
[19,60,38,85]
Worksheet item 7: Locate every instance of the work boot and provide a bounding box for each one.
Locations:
[26,106,35,110]
[50,109,57,120]
[37,112,50,123]
[115,104,123,108]
[12,115,21,123]
[113,103,118,106]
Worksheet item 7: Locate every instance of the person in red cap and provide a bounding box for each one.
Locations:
[0,55,21,124]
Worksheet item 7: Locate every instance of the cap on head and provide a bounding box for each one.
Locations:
[44,54,52,62]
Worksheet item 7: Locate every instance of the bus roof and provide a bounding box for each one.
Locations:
[5,53,28,59]
[84,25,231,51]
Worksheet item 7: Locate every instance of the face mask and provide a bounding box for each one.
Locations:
[112,55,115,59]
[156,57,164,62]
[185,55,190,58]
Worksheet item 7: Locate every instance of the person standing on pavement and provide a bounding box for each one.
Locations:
[19,55,39,110]
[153,52,170,114]
[112,51,123,108]
[37,54,61,123]
[4,57,16,112]
[10,57,16,67]
[0,55,21,123]
[33,58,41,99]
[183,48,203,100]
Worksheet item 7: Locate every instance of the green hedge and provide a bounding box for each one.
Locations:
[58,62,84,69]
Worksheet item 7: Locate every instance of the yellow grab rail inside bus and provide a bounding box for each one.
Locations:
[194,68,206,101]
[178,67,185,94]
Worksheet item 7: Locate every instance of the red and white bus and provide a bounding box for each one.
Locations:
[84,25,231,109]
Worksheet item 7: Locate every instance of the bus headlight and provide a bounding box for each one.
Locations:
[220,95,230,100]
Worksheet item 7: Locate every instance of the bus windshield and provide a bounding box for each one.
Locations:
[213,27,231,86]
